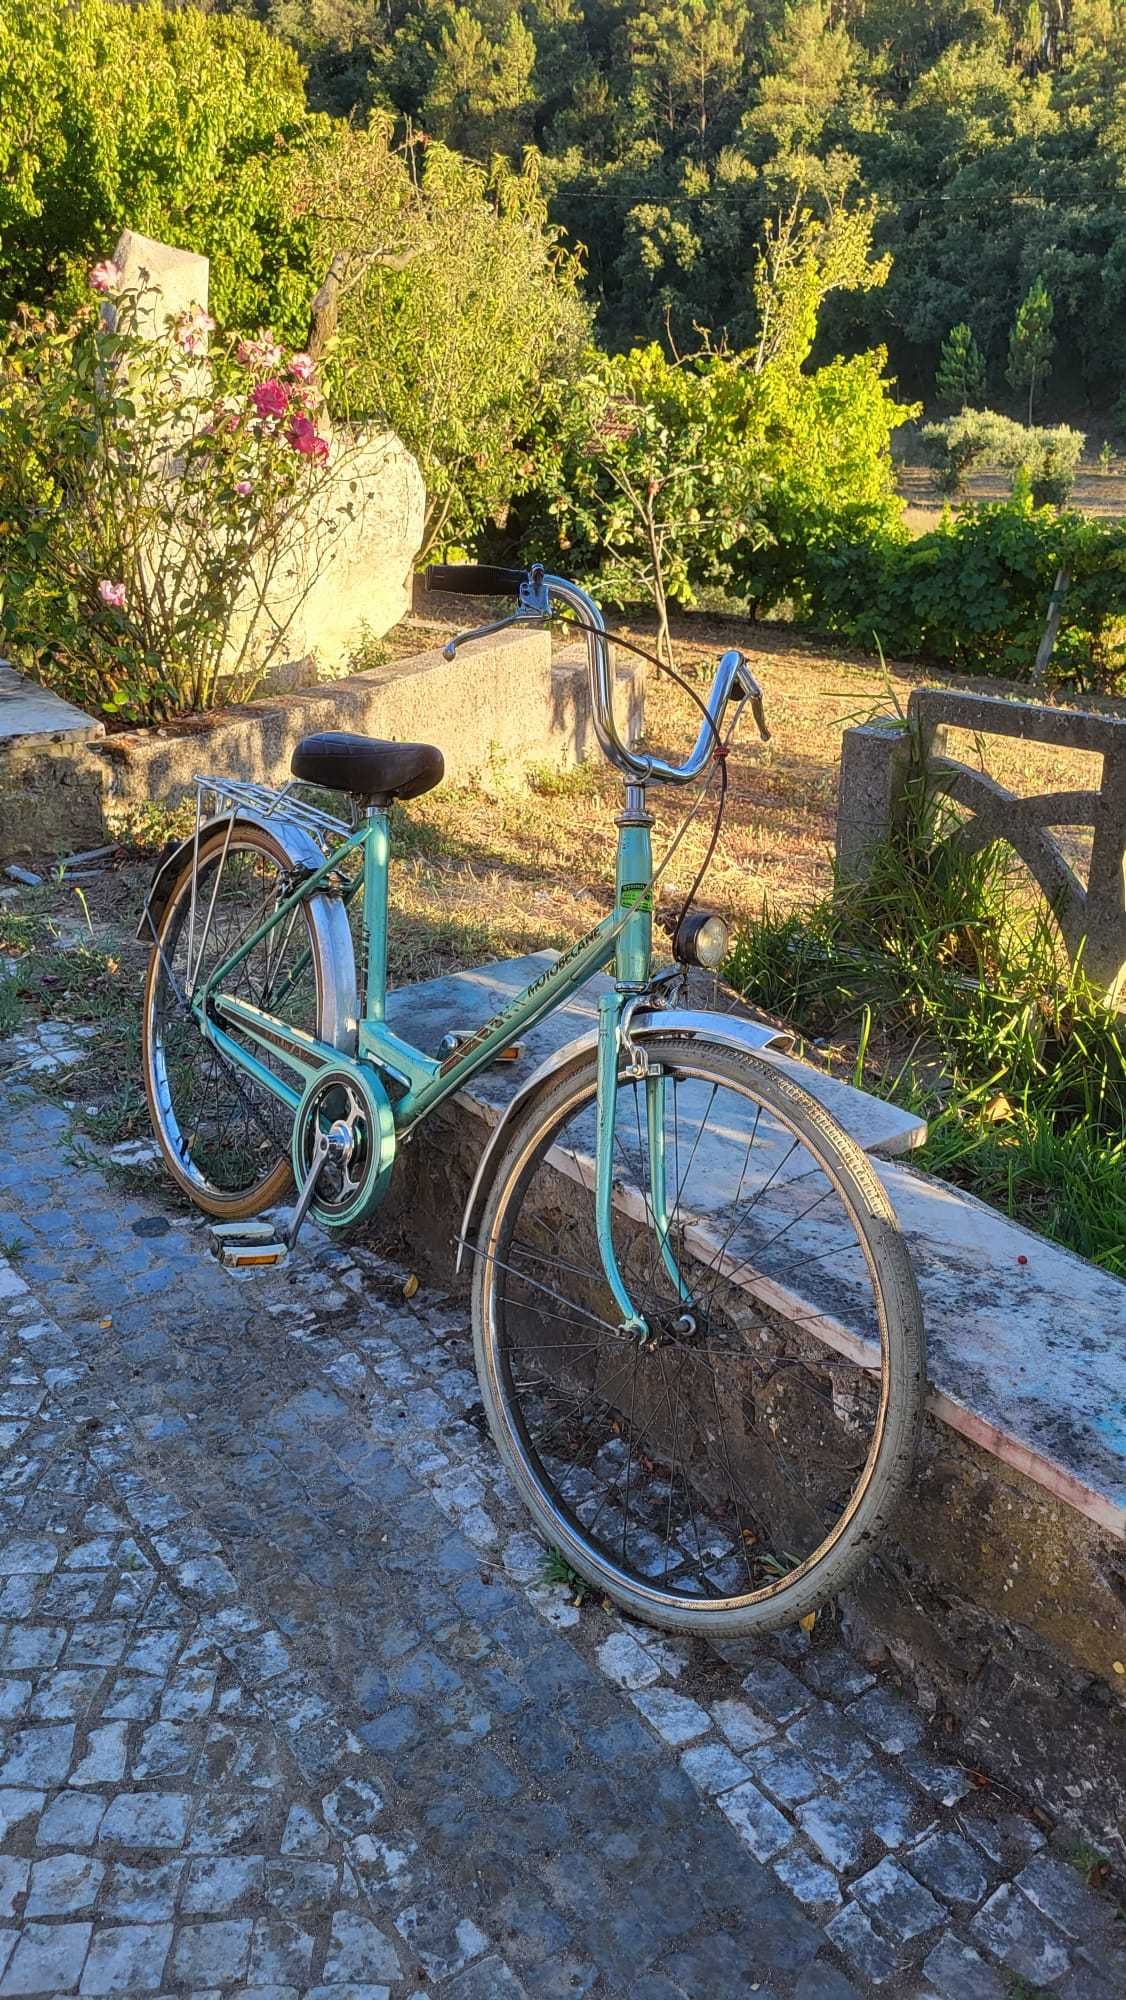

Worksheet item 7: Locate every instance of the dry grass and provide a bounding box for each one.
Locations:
[383,607,1108,981]
[3,605,1111,1117]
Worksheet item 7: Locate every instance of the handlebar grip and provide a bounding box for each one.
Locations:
[425,563,529,597]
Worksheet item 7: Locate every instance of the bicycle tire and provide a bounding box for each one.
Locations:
[471,1033,925,1635]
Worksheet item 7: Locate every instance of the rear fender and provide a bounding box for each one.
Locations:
[136,810,358,1057]
[456,1006,793,1273]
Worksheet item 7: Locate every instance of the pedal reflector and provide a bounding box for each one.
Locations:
[209,1221,288,1271]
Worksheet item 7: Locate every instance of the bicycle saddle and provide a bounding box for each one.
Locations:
[291,731,444,804]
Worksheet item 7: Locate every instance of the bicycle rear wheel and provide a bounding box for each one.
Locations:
[141,824,332,1218]
[471,1034,924,1635]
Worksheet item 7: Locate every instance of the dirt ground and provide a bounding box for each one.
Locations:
[897,459,1126,535]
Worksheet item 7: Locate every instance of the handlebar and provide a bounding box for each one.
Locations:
[425,563,529,596]
[424,562,768,786]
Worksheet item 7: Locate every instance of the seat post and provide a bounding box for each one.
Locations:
[361,804,391,1024]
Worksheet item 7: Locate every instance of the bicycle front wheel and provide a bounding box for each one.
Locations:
[472,1034,924,1635]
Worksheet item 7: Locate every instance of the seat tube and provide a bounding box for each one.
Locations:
[362,808,390,1023]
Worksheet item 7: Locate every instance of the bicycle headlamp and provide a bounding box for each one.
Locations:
[671,908,729,970]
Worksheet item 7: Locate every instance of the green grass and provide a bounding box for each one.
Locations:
[541,1547,590,1603]
[0,977,22,1036]
[726,776,1126,1275]
[1003,1977,1056,2000]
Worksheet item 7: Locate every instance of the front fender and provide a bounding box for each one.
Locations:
[456,1006,794,1273]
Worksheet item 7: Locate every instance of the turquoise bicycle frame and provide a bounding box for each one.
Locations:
[194,787,675,1332]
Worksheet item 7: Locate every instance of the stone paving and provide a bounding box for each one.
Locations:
[0,1083,1123,1999]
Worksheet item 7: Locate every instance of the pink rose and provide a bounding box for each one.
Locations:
[252,378,289,421]
[174,305,215,355]
[287,412,329,462]
[236,329,283,372]
[90,260,123,295]
[235,479,253,498]
[289,352,315,383]
[97,579,126,609]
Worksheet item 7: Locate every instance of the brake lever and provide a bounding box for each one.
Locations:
[729,656,771,741]
[442,610,545,660]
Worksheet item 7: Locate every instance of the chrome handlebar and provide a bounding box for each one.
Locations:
[440,567,768,786]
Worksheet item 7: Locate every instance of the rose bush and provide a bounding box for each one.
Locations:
[0,271,341,720]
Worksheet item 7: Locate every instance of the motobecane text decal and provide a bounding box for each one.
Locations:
[437,918,614,1075]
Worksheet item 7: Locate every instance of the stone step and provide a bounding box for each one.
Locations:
[0,660,105,746]
[384,950,927,1159]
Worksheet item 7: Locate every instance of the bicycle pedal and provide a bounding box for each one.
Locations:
[209,1221,288,1271]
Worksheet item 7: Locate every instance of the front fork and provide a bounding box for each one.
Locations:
[593,789,694,1332]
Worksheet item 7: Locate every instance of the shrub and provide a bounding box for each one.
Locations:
[801,497,1126,691]
[918,408,1086,505]
[0,272,355,721]
[520,338,913,621]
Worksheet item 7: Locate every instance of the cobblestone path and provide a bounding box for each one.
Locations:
[0,1085,1122,2000]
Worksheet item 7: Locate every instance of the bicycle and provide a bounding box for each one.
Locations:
[139,562,924,1635]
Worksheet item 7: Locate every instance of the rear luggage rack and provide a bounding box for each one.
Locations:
[193,775,353,855]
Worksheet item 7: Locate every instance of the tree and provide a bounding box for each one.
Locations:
[628,1,750,144]
[422,8,537,159]
[936,322,987,407]
[0,0,319,335]
[744,1,867,162]
[1008,275,1056,420]
[304,126,589,552]
[753,197,890,376]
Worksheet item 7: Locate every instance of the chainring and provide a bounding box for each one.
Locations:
[291,1063,396,1230]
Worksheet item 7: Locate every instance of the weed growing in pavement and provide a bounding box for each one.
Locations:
[0,977,21,1036]
[542,1547,590,1604]
[1003,1978,1057,2000]
[1,1237,27,1261]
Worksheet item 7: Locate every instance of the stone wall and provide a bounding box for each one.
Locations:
[837,686,1126,998]
[0,636,647,858]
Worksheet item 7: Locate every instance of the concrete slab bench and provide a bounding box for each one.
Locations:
[384,953,1126,1843]
[0,661,107,861]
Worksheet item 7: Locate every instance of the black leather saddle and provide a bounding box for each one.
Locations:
[291,731,444,804]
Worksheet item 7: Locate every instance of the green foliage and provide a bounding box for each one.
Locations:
[727,779,1126,1276]
[522,200,911,625]
[800,497,1126,688]
[261,0,1126,408]
[531,334,911,632]
[0,0,320,337]
[1007,275,1056,422]
[918,408,1086,503]
[308,125,589,553]
[423,7,537,157]
[935,323,986,408]
[0,282,351,720]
